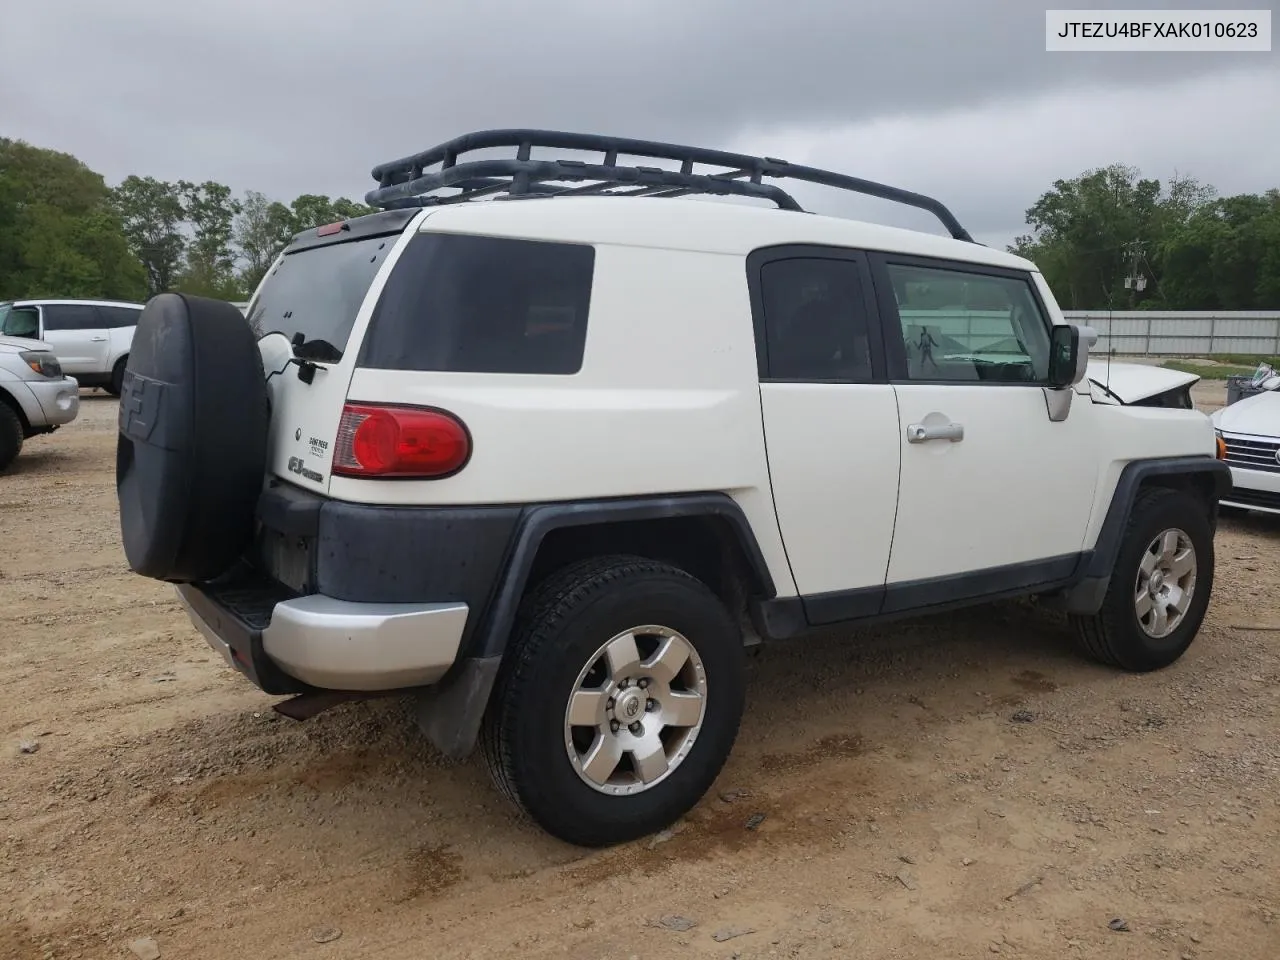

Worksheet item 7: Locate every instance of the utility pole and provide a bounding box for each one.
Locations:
[1122,239,1147,307]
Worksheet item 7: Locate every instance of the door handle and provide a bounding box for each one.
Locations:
[89,336,107,342]
[907,421,964,443]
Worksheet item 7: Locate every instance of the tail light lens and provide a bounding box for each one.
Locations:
[332,403,471,478]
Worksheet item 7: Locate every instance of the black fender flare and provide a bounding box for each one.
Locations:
[1058,455,1231,615]
[415,492,777,758]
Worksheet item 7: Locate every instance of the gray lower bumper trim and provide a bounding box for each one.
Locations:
[262,595,469,692]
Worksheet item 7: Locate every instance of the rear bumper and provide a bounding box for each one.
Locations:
[176,577,468,693]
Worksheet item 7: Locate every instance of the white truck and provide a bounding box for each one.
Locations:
[114,130,1231,847]
[0,328,81,471]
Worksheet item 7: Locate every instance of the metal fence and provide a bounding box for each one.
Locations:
[1063,311,1280,357]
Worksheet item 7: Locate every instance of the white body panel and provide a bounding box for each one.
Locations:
[758,384,900,595]
[42,317,108,375]
[887,385,1099,581]
[1078,405,1218,546]
[330,235,797,598]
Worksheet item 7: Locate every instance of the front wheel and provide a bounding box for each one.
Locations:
[0,403,23,471]
[1071,487,1214,672]
[480,555,745,847]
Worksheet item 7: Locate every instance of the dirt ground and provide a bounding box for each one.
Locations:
[3,385,1278,960]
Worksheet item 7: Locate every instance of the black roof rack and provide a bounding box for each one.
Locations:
[366,129,975,243]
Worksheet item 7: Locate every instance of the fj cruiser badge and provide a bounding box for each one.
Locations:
[287,456,324,483]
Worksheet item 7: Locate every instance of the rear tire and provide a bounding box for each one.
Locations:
[106,356,127,397]
[0,403,23,472]
[480,555,745,847]
[1071,487,1214,672]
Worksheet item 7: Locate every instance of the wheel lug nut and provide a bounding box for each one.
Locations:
[629,722,643,734]
[646,699,656,711]
[610,720,620,733]
[638,679,649,689]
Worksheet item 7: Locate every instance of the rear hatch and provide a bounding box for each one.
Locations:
[245,209,422,497]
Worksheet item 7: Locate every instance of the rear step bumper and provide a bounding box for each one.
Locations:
[176,578,468,693]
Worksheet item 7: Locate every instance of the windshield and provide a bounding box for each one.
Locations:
[0,302,40,339]
[245,234,396,360]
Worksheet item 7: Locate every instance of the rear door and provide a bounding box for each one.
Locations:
[41,303,109,374]
[750,245,901,623]
[244,212,423,495]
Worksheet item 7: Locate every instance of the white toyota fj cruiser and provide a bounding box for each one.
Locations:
[115,130,1230,847]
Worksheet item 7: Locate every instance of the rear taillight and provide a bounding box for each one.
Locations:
[332,403,471,478]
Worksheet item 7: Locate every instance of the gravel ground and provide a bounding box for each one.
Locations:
[2,388,1278,960]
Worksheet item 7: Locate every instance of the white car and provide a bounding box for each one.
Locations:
[0,298,143,396]
[1212,364,1280,515]
[113,129,1229,847]
[0,334,81,471]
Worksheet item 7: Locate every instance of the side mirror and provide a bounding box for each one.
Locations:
[1047,324,1094,388]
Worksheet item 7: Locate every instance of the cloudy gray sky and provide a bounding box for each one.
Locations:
[3,0,1276,248]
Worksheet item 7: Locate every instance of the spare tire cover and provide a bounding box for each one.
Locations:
[117,293,269,583]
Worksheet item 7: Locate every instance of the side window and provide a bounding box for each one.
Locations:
[884,263,1051,383]
[359,233,594,375]
[759,257,873,381]
[42,304,104,332]
[99,306,142,329]
[1,306,40,338]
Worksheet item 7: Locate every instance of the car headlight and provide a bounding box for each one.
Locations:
[19,350,62,379]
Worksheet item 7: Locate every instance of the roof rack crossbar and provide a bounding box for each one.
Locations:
[366,129,974,242]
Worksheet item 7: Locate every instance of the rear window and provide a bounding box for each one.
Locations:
[100,306,142,329]
[358,232,595,375]
[246,234,396,360]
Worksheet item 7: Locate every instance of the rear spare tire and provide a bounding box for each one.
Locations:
[116,293,268,582]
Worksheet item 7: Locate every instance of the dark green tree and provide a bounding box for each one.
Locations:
[111,175,187,296]
[0,138,146,301]
[232,190,296,294]
[178,180,243,299]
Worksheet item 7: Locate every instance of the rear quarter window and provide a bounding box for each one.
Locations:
[99,306,142,328]
[358,232,595,375]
